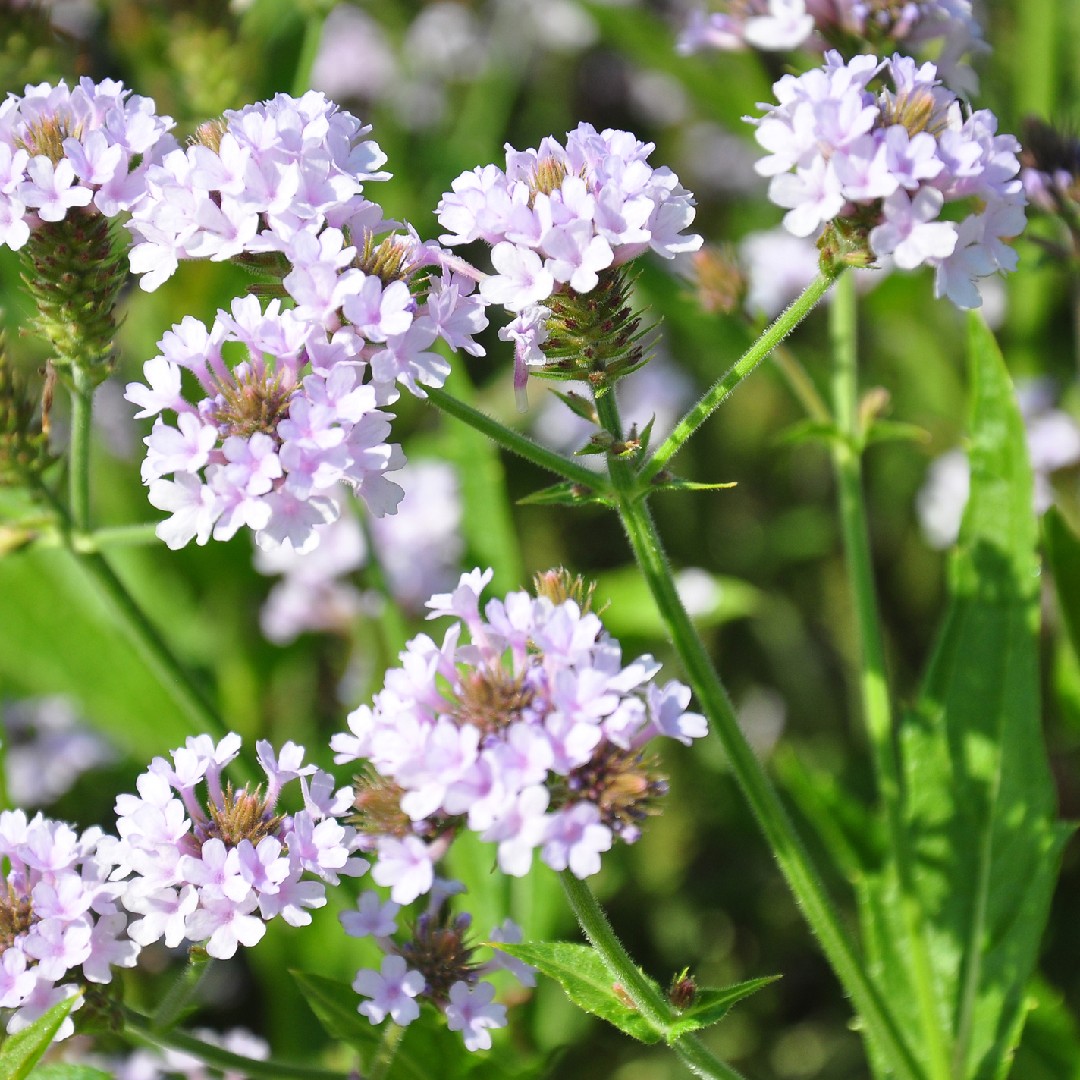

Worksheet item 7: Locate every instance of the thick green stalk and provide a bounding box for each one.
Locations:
[828,275,949,1079]
[368,1018,406,1080]
[595,391,925,1080]
[642,271,838,484]
[150,957,215,1032]
[123,1006,348,1080]
[560,873,748,1080]
[426,384,613,495]
[68,368,93,533]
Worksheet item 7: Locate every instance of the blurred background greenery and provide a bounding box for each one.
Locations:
[2,1,1080,1077]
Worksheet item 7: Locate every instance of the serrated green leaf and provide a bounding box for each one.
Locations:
[517,481,611,508]
[29,1066,114,1080]
[0,995,78,1079]
[665,976,780,1039]
[858,314,1071,1080]
[494,942,663,1043]
[1044,508,1080,664]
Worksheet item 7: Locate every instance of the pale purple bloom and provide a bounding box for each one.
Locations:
[331,570,705,897]
[1,696,116,807]
[113,734,366,960]
[341,892,401,939]
[0,810,138,1039]
[353,954,425,1026]
[0,78,175,251]
[444,981,507,1051]
[437,122,700,392]
[748,52,1026,308]
[679,0,985,94]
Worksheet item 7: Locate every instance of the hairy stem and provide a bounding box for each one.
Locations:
[596,389,925,1080]
[642,271,838,483]
[828,273,949,1079]
[561,873,748,1080]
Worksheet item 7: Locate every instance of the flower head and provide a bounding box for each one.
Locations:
[748,52,1026,307]
[331,569,705,895]
[0,809,138,1039]
[113,734,366,959]
[679,1,986,94]
[0,77,175,250]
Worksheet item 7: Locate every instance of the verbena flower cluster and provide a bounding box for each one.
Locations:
[679,1,984,93]
[435,123,701,394]
[331,569,707,903]
[749,52,1025,308]
[125,92,488,552]
[0,77,175,249]
[0,809,138,1038]
[112,734,365,960]
[341,884,534,1050]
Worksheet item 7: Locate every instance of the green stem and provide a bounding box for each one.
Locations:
[123,1006,348,1080]
[426,385,612,496]
[368,1018,407,1080]
[560,873,747,1080]
[642,271,838,484]
[828,274,949,1080]
[20,521,164,552]
[68,367,94,533]
[595,390,925,1080]
[150,957,215,1032]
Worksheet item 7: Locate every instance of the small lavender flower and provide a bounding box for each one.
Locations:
[436,123,701,398]
[341,885,528,1050]
[0,809,139,1039]
[0,77,175,251]
[126,91,385,292]
[679,1,985,94]
[748,52,1026,308]
[331,569,706,902]
[113,734,366,960]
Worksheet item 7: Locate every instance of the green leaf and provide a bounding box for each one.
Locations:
[649,478,738,495]
[1044,507,1080,663]
[597,564,760,637]
[858,314,1071,1080]
[494,941,663,1043]
[1010,978,1080,1080]
[549,389,598,424]
[517,481,611,508]
[291,971,381,1055]
[863,418,930,446]
[773,419,845,449]
[665,976,780,1039]
[29,1066,114,1080]
[0,995,78,1079]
